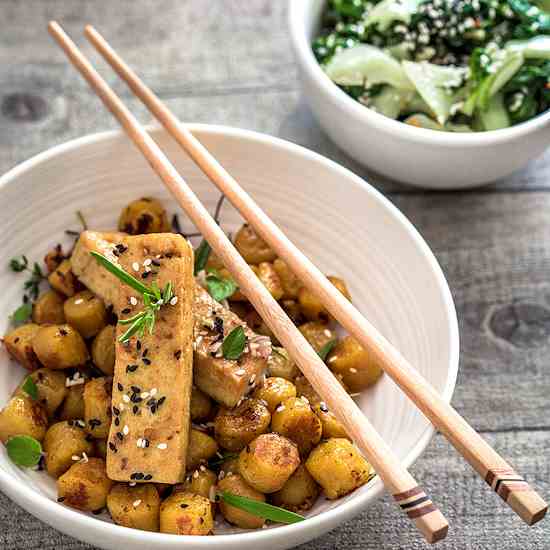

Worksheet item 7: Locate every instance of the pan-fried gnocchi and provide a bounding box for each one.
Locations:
[1,197,380,535]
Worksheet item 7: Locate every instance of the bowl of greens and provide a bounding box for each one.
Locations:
[289,0,550,188]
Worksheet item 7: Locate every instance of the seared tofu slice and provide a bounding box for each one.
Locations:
[193,285,270,407]
[107,234,194,484]
[72,231,271,407]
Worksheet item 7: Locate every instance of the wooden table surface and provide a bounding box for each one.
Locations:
[1,1,549,548]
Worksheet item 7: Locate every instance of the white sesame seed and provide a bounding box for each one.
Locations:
[122,425,129,436]
[119,403,125,411]
[130,296,138,306]
[218,470,225,480]
[132,262,140,272]
[235,369,246,376]
[72,455,80,461]
[200,465,206,472]
[74,298,84,305]
[193,470,199,479]
[149,388,157,397]
[133,499,142,507]
[323,329,332,338]
[81,452,89,464]
[169,296,178,306]
[276,405,285,412]
[129,481,137,487]
[157,443,167,450]
[123,394,130,403]
[143,259,152,266]
[301,396,310,404]
[75,420,85,428]
[349,368,358,373]
[140,392,150,399]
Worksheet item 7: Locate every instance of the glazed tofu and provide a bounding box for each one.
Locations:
[72,231,271,408]
[107,234,194,484]
[193,285,270,407]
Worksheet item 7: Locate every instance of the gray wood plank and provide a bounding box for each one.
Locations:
[392,192,550,432]
[1,431,548,549]
[1,0,549,192]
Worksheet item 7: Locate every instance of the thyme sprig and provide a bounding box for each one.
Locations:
[90,252,174,343]
[8,255,46,323]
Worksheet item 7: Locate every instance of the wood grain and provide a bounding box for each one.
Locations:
[0,1,549,548]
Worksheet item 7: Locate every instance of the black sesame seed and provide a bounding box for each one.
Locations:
[59,328,68,336]
[131,386,141,394]
[133,405,139,414]
[113,406,120,416]
[114,417,120,426]
[143,439,150,448]
[92,508,103,515]
[143,474,153,480]
[126,364,138,373]
[150,405,157,414]
[320,404,329,413]
[174,350,182,360]
[141,272,150,279]
[136,340,142,351]
[57,497,65,503]
[116,432,124,441]
[121,307,131,315]
[117,383,123,391]
[152,259,161,267]
[142,348,149,357]
[142,357,151,365]
[157,396,166,407]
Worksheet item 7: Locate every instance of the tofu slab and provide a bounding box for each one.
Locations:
[193,285,271,407]
[72,231,270,408]
[107,234,194,484]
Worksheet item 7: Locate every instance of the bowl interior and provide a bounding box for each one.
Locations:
[0,125,458,545]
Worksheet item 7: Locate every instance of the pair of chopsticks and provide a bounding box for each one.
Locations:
[48,22,547,542]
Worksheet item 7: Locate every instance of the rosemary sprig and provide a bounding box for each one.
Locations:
[90,252,174,343]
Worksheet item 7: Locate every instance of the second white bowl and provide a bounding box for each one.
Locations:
[289,0,550,189]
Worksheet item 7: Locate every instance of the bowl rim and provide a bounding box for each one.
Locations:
[288,0,550,146]
[0,124,460,546]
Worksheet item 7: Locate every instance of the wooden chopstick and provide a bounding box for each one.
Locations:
[48,21,448,543]
[82,25,548,527]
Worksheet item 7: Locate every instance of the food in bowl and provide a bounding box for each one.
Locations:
[312,0,550,131]
[0,196,382,535]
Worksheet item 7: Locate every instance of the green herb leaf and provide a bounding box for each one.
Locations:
[206,274,238,303]
[318,339,337,361]
[222,326,246,360]
[22,376,38,400]
[218,491,305,524]
[9,256,28,272]
[11,303,32,324]
[6,435,42,467]
[90,252,153,296]
[194,239,211,275]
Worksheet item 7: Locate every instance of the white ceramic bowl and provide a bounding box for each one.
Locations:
[0,125,459,549]
[289,0,550,190]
